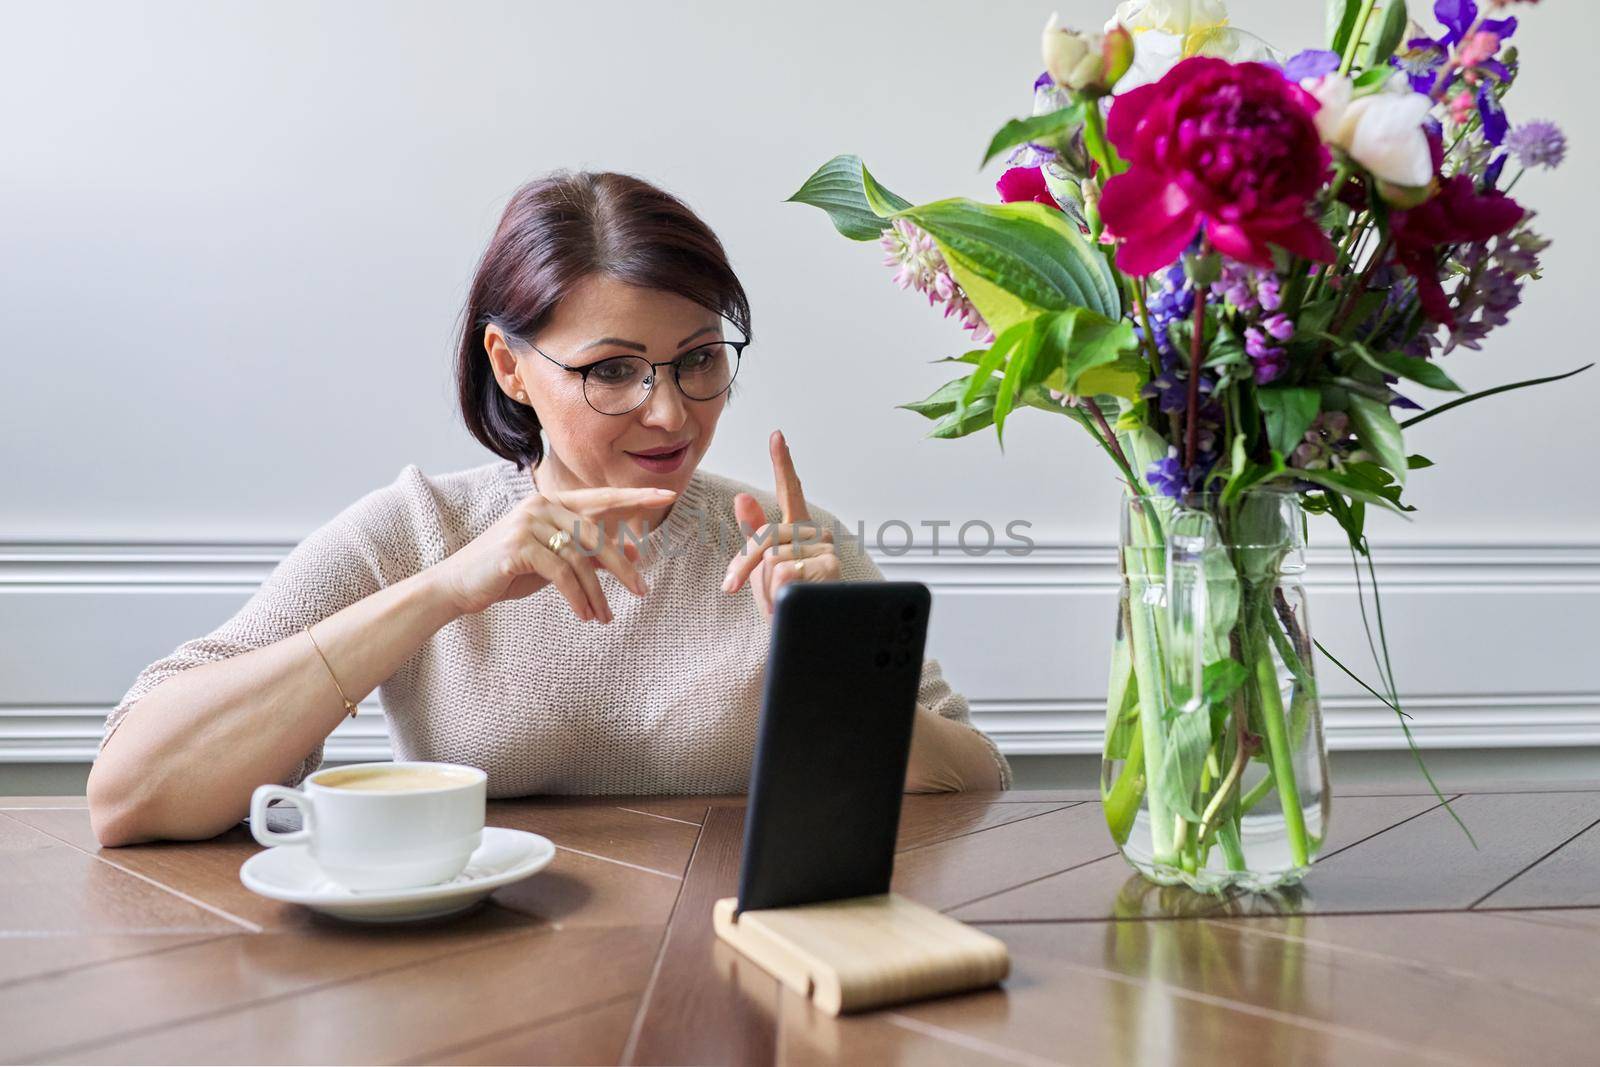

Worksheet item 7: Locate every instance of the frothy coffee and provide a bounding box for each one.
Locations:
[314,766,480,792]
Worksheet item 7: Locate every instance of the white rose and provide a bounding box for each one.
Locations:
[1305,72,1434,188]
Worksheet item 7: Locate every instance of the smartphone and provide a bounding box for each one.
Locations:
[734,580,932,914]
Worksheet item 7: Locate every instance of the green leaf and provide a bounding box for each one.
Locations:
[1406,453,1434,469]
[1293,465,1415,513]
[1035,308,1143,400]
[894,198,1121,333]
[1347,392,1408,485]
[1154,709,1215,823]
[1202,659,1250,705]
[898,376,979,421]
[1297,297,1340,339]
[1353,66,1392,90]
[960,319,1030,411]
[1401,363,1595,429]
[1327,0,1361,52]
[786,155,912,241]
[1257,387,1322,459]
[1366,0,1409,67]
[993,319,1048,446]
[932,349,987,367]
[982,104,1083,168]
[915,376,1003,439]
[1347,343,1463,392]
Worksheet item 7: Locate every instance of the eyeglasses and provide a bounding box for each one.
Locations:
[521,337,747,416]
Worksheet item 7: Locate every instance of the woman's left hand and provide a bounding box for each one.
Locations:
[722,430,840,616]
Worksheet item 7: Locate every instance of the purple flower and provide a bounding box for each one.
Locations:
[1245,326,1289,384]
[1394,1,1518,96]
[1146,448,1186,499]
[1284,49,1340,83]
[1482,151,1509,189]
[1291,411,1351,469]
[1209,260,1282,314]
[1137,263,1193,359]
[1507,120,1567,169]
[1005,73,1078,169]
[1435,1,1518,48]
[1392,38,1450,95]
[1388,387,1425,411]
[1477,82,1508,145]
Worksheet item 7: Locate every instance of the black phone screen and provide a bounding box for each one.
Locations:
[735,580,931,914]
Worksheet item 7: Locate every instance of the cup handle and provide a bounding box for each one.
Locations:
[249,784,314,848]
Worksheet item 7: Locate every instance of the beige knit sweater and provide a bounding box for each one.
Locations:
[99,458,1012,796]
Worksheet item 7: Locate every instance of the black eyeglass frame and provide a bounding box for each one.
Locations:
[520,336,748,416]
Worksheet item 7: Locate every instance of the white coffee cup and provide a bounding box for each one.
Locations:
[249,761,487,891]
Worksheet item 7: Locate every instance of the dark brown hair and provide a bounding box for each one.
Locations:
[455,171,752,470]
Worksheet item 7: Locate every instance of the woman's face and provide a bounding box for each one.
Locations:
[486,273,729,511]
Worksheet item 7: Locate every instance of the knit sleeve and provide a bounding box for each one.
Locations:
[827,513,1014,792]
[97,483,403,789]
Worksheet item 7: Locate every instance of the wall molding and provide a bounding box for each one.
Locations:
[3,537,1596,763]
[4,537,1600,590]
[7,692,1598,764]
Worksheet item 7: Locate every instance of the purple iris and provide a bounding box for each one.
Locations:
[1283,49,1340,83]
[1392,0,1518,104]
[1482,151,1508,190]
[1435,0,1517,48]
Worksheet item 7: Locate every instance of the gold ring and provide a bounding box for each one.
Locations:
[794,558,805,579]
[547,529,572,553]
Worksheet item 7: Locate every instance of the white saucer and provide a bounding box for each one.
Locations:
[239,826,556,923]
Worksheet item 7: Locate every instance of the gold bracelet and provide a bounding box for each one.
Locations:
[304,624,359,718]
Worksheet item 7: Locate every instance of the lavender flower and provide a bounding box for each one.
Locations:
[879,219,995,343]
[1209,260,1282,314]
[1507,120,1567,169]
[1146,447,1186,499]
[1441,222,1549,353]
[1245,320,1292,384]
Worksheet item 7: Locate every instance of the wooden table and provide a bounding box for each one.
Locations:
[3,786,1598,1065]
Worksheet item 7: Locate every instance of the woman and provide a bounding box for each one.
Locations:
[87,171,1012,847]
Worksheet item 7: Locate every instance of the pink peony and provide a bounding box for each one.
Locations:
[1391,174,1524,323]
[1099,57,1336,274]
[996,166,1060,208]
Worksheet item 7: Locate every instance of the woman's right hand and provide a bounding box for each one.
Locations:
[432,486,676,621]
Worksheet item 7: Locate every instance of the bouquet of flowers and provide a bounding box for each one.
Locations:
[790,0,1584,889]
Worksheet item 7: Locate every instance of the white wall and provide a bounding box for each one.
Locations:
[3,1,1596,778]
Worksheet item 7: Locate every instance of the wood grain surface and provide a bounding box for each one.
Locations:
[0,786,1595,1066]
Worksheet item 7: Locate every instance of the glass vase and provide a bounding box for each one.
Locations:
[1101,487,1330,893]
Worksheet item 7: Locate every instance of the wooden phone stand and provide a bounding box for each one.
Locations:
[712,892,1010,1015]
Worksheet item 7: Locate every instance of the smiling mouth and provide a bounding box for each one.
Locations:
[626,442,691,457]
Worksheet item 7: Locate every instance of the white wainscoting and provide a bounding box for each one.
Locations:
[1,539,1596,764]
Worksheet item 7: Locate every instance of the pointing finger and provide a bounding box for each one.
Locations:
[769,430,810,524]
[543,486,677,520]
